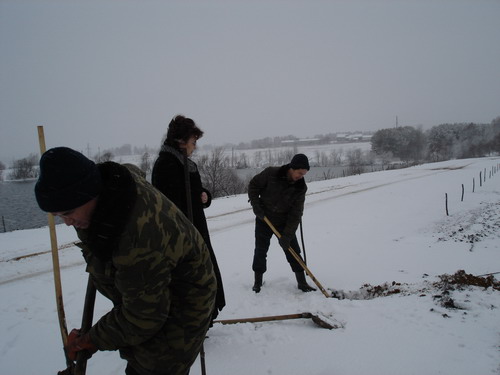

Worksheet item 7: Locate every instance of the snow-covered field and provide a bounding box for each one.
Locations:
[114,141,373,167]
[1,157,499,375]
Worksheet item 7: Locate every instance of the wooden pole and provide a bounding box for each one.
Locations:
[263,216,331,298]
[37,126,72,368]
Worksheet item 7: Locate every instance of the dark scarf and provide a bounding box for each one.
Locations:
[160,144,198,173]
[85,162,137,262]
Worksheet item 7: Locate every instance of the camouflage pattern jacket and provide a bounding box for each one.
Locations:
[76,162,216,375]
[248,164,307,238]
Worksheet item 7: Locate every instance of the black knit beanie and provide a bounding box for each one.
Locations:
[290,153,310,171]
[35,147,102,212]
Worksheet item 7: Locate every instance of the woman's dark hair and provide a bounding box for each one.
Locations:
[163,115,204,148]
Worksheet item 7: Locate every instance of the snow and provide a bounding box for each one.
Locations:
[1,157,499,375]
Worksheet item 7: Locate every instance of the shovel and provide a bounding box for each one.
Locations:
[57,276,96,375]
[214,312,339,330]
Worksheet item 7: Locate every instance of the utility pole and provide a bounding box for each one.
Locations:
[395,116,399,128]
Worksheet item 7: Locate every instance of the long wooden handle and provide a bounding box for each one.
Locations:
[214,313,308,325]
[37,126,71,366]
[263,216,331,298]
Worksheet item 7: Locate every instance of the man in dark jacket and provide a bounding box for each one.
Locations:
[35,147,216,375]
[248,153,316,293]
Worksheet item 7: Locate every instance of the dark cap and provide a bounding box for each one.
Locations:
[35,147,102,212]
[289,153,310,171]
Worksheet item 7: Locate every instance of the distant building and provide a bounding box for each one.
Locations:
[362,134,372,141]
[335,132,372,143]
[281,138,321,146]
[336,134,348,141]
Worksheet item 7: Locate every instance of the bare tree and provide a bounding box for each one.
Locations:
[329,149,343,166]
[346,148,363,175]
[265,149,274,166]
[9,154,38,180]
[276,148,296,166]
[253,151,263,167]
[197,147,245,198]
[320,169,336,180]
[95,151,114,163]
[0,161,5,181]
[315,150,330,167]
[140,152,152,174]
[236,152,249,169]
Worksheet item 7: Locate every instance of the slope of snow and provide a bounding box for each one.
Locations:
[0,157,499,375]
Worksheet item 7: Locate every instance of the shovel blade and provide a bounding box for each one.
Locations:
[310,314,336,330]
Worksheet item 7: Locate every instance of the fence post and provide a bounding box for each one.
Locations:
[2,216,5,232]
[445,193,449,216]
[461,184,464,202]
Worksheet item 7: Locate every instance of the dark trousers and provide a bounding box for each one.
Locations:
[252,218,304,274]
[125,363,189,375]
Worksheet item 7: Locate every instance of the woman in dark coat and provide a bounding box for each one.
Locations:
[152,115,225,320]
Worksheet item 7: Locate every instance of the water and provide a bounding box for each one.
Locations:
[0,180,62,232]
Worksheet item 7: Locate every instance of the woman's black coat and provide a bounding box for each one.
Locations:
[152,147,226,315]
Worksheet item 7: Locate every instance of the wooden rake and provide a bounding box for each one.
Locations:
[214,312,338,330]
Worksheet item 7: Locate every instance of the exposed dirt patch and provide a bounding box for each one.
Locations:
[430,270,500,311]
[434,269,500,291]
[331,270,499,310]
[331,281,404,300]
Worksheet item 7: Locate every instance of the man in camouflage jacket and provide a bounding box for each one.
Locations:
[35,147,216,375]
[248,153,316,293]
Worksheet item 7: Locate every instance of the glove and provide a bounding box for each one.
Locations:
[65,328,97,361]
[252,204,265,220]
[279,236,291,251]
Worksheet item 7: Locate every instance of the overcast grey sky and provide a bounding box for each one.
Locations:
[1,0,499,163]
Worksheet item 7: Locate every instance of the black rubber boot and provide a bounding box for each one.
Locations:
[252,272,263,293]
[295,271,316,292]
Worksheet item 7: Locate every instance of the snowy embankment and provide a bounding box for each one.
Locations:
[0,157,499,375]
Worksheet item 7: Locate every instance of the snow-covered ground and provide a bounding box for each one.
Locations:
[1,157,499,375]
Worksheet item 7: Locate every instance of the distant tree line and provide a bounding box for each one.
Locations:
[4,117,499,198]
[371,117,500,164]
